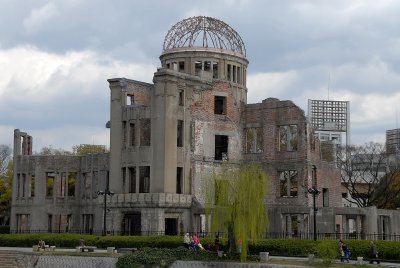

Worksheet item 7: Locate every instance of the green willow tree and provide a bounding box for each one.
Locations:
[0,145,12,225]
[204,163,269,261]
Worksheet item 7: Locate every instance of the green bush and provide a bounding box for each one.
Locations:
[1,234,399,262]
[249,239,316,256]
[315,241,338,266]
[117,247,233,268]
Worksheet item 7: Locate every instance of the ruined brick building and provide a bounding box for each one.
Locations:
[11,16,400,238]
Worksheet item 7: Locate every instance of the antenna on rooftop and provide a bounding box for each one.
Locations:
[327,72,331,100]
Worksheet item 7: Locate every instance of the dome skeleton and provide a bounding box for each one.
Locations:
[163,16,246,57]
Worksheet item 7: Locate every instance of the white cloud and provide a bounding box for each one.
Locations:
[247,71,298,103]
[0,45,156,150]
[23,2,60,33]
[32,125,110,153]
[0,46,155,102]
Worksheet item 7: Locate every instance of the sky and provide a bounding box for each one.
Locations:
[1,0,400,152]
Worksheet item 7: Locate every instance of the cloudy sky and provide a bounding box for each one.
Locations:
[1,0,400,152]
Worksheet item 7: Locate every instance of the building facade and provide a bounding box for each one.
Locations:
[10,16,400,238]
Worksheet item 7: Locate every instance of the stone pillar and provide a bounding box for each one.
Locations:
[108,78,125,193]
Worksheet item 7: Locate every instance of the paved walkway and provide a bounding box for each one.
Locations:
[1,247,400,268]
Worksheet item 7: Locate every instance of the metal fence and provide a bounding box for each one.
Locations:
[7,229,400,241]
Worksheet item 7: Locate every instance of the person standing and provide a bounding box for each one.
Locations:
[342,243,350,263]
[369,241,380,264]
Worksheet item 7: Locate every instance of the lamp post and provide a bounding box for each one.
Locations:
[308,165,320,241]
[97,189,114,236]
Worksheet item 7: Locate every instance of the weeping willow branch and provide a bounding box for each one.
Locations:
[203,163,269,261]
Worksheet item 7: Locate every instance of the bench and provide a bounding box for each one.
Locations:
[76,246,97,252]
[117,248,137,253]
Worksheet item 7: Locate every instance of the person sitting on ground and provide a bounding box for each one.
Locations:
[191,233,200,251]
[183,233,191,249]
[38,240,46,250]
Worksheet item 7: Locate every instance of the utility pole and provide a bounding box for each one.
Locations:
[308,165,320,241]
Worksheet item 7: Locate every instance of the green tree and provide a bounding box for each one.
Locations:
[0,145,12,225]
[372,171,400,209]
[0,145,12,176]
[204,163,269,261]
[72,144,107,155]
[37,146,72,155]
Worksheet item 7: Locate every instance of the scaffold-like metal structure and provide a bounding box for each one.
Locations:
[163,16,246,57]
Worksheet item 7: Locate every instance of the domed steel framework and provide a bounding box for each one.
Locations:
[163,16,246,57]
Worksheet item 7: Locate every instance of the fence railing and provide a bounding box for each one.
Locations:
[7,229,400,241]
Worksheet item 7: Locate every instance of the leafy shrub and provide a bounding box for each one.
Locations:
[116,247,223,268]
[249,239,316,256]
[314,241,337,266]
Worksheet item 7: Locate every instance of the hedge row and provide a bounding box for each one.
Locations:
[0,234,399,260]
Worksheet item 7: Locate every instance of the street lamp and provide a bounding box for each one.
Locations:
[97,189,114,236]
[308,165,320,241]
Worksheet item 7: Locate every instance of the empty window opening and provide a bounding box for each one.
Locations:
[177,120,183,147]
[122,122,127,147]
[204,61,211,72]
[166,63,170,69]
[227,64,232,81]
[60,172,66,197]
[245,128,263,153]
[123,213,141,236]
[127,94,134,105]
[140,119,151,146]
[17,174,20,198]
[165,218,178,235]
[279,170,298,197]
[83,172,92,199]
[215,135,228,161]
[214,96,226,115]
[68,172,76,197]
[92,171,98,198]
[130,123,136,146]
[323,188,329,207]
[178,90,184,106]
[195,61,202,76]
[16,214,30,232]
[82,214,93,234]
[46,172,55,197]
[139,166,150,193]
[176,167,183,194]
[179,61,185,72]
[279,125,298,151]
[237,67,241,84]
[30,175,35,197]
[22,174,26,197]
[48,214,53,232]
[233,65,237,83]
[213,62,218,79]
[122,167,126,190]
[129,167,136,193]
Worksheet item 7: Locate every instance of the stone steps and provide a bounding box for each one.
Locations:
[0,250,39,268]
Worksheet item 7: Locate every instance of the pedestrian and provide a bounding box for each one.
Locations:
[369,241,380,264]
[342,243,350,263]
[338,239,345,262]
[214,233,220,252]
